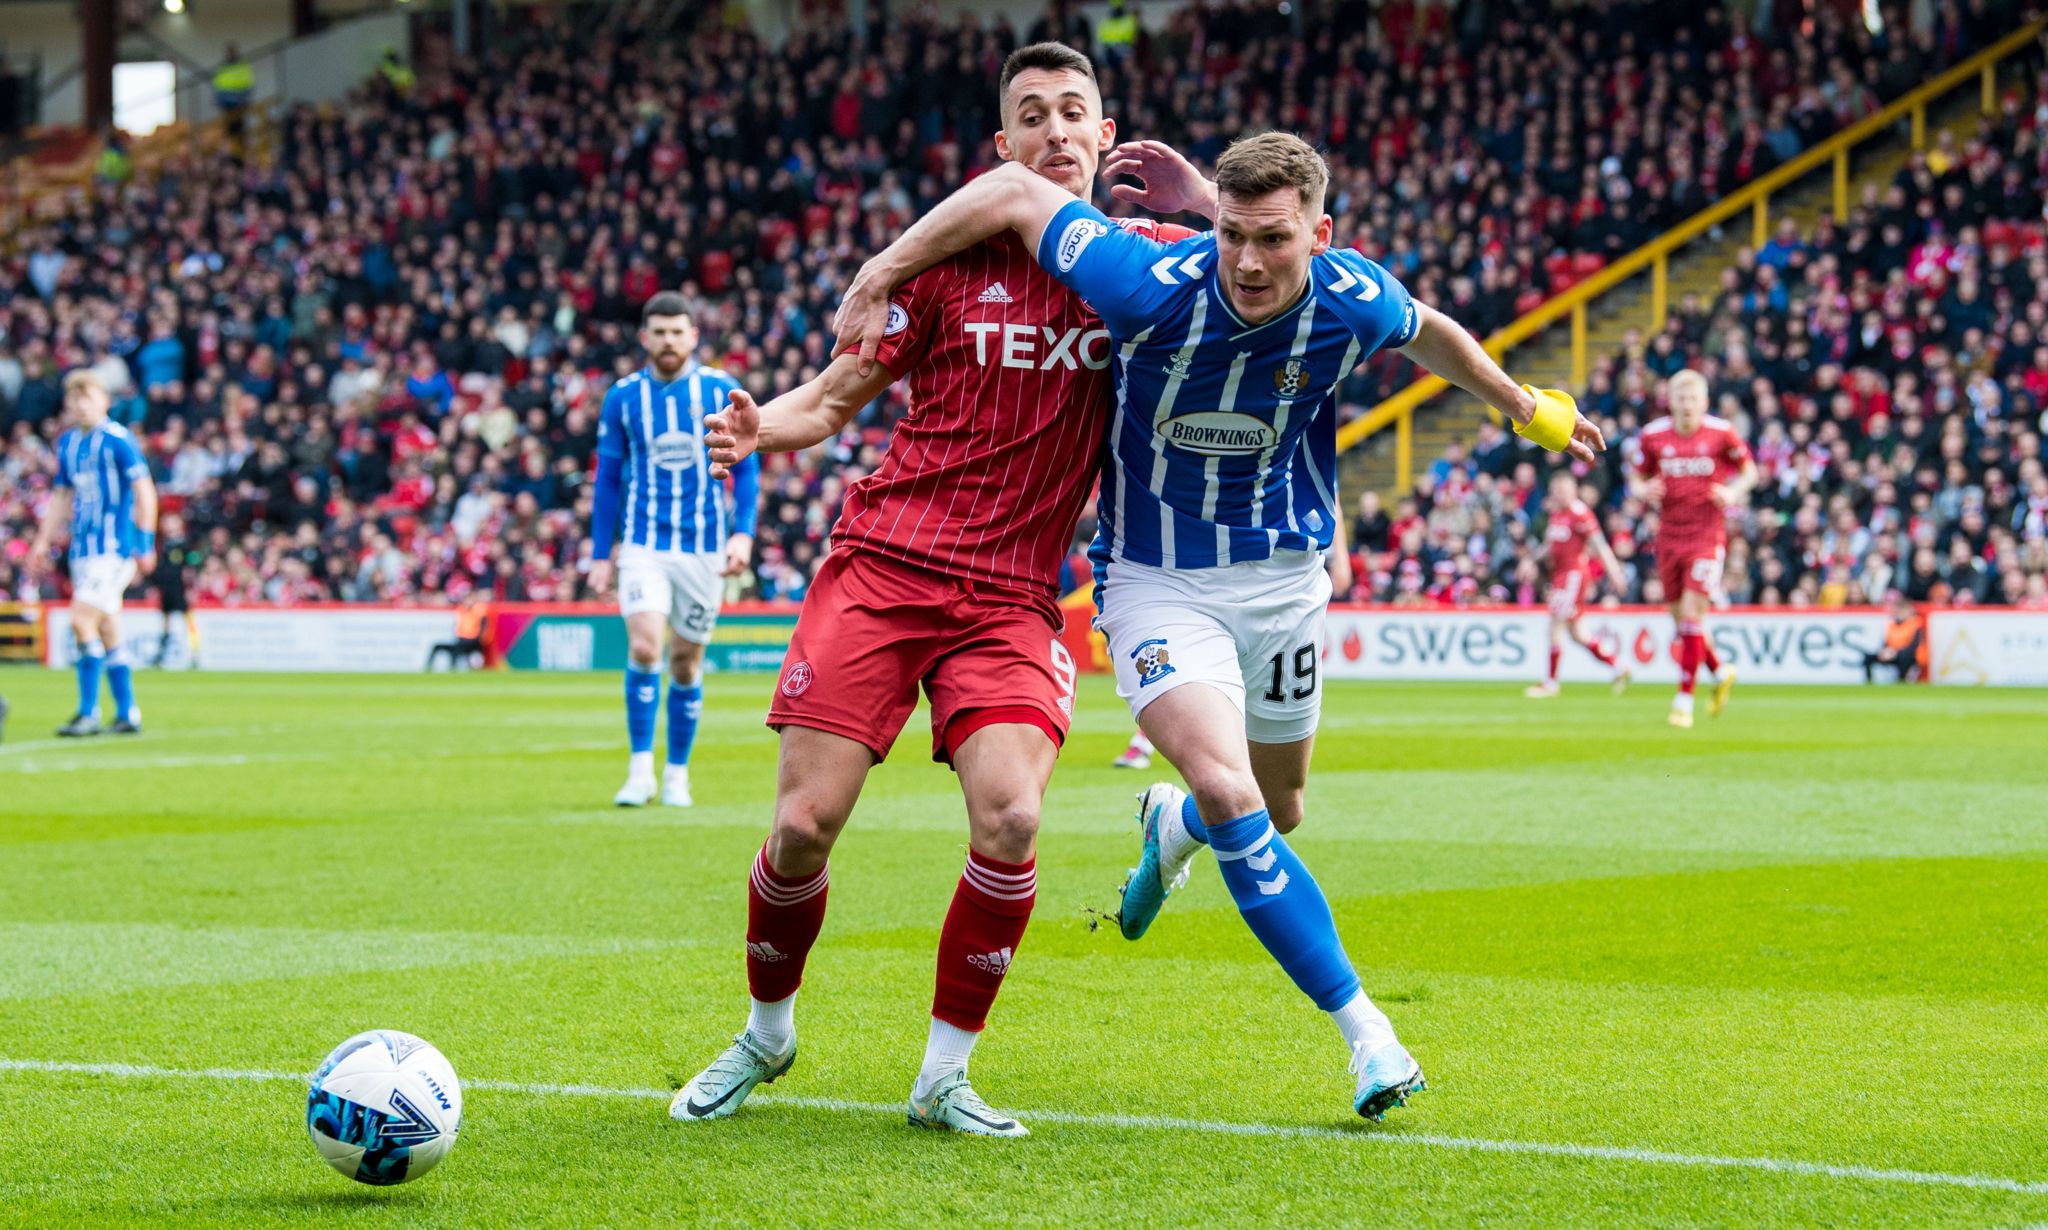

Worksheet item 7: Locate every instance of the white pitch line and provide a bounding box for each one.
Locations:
[3,1058,2044,1197]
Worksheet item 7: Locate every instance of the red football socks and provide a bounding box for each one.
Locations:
[931,849,1035,1031]
[746,844,829,1004]
[1677,621,1704,696]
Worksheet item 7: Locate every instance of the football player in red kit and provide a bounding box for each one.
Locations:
[676,42,1195,1137]
[1628,370,1757,727]
[1525,471,1631,698]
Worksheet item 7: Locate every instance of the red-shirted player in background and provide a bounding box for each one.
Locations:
[676,42,1194,1137]
[1525,471,1631,699]
[1629,370,1758,727]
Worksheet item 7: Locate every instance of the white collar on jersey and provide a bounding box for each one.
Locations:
[1209,271,1315,338]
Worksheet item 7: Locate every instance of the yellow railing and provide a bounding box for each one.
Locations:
[1339,16,2048,491]
[0,603,45,663]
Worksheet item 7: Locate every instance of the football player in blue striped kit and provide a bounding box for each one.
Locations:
[586,293,761,808]
[838,132,1604,1120]
[29,370,159,737]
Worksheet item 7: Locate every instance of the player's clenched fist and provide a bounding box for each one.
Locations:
[834,262,897,377]
[705,388,761,480]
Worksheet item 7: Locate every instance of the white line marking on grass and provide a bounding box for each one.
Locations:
[3,740,623,773]
[4,1057,2044,1196]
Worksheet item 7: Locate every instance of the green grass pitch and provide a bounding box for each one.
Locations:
[2,669,2045,1228]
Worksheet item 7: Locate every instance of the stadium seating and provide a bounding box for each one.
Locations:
[1351,68,2048,611]
[0,0,2005,608]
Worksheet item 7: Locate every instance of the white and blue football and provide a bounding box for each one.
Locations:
[306,1030,462,1185]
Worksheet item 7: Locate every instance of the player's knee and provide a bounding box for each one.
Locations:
[668,643,704,684]
[1267,791,1306,834]
[967,795,1040,862]
[626,634,662,669]
[1183,764,1264,825]
[767,794,848,873]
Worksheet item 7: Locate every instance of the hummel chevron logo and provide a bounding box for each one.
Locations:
[1246,847,1278,873]
[1324,268,1381,301]
[378,1089,442,1146]
[978,282,1014,304]
[747,941,788,963]
[1150,252,1207,284]
[1255,870,1290,896]
[966,947,1013,975]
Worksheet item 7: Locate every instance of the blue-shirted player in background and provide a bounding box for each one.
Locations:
[586,292,761,808]
[838,131,1604,1120]
[30,370,159,737]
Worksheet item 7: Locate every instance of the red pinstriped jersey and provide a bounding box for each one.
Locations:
[1630,414,1752,554]
[1545,499,1601,578]
[832,221,1191,594]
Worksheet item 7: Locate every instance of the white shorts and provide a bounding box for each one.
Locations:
[1096,550,1330,745]
[72,555,137,616]
[616,545,723,644]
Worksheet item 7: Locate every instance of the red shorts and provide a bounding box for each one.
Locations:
[767,548,1077,765]
[1547,569,1589,620]
[1657,542,1725,601]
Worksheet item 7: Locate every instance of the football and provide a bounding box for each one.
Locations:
[305,1030,463,1186]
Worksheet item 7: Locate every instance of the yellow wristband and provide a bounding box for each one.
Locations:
[1515,385,1577,452]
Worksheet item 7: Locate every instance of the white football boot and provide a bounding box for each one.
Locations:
[614,770,658,807]
[662,765,693,807]
[670,1031,795,1122]
[907,1071,1028,1137]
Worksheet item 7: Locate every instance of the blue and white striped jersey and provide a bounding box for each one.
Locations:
[54,422,150,562]
[1034,199,1420,573]
[595,362,760,555]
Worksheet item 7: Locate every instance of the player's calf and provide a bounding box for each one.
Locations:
[1205,807,1423,1119]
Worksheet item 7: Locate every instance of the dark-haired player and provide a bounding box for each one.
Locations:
[681,42,1195,1137]
[584,293,760,806]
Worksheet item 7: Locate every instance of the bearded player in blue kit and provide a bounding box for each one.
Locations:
[837,131,1605,1120]
[585,293,762,808]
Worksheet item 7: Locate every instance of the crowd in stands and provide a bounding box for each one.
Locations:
[1341,63,2048,611]
[0,0,2025,611]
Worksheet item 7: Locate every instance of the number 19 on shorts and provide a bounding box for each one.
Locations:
[1263,644,1318,703]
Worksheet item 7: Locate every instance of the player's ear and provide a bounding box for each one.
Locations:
[1096,116,1116,151]
[994,128,1014,163]
[1311,214,1333,255]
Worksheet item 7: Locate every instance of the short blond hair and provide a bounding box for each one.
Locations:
[63,369,105,396]
[1215,131,1329,217]
[1668,369,1708,401]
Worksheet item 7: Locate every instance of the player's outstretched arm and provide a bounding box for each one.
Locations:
[837,163,1074,374]
[706,353,895,479]
[1398,303,1605,463]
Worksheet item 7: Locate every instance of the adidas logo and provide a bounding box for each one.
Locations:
[977,282,1014,304]
[965,947,1013,976]
[747,941,788,963]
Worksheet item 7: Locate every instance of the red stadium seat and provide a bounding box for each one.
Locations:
[699,249,733,294]
[757,217,798,260]
[802,203,834,241]
[1570,252,1606,276]
[1514,289,1546,315]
